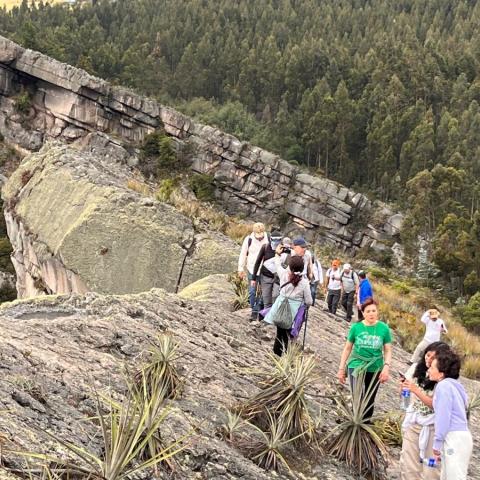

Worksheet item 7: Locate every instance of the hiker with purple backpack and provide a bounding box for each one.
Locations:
[263,247,312,356]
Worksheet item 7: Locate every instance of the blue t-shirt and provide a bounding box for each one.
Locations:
[359,278,373,303]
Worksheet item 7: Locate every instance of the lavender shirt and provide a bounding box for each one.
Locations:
[432,378,469,451]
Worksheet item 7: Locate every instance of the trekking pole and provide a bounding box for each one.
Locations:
[302,307,309,350]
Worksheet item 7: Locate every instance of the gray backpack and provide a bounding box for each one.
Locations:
[272,282,294,329]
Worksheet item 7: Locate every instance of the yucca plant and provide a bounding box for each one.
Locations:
[228,272,249,311]
[238,344,318,443]
[218,409,244,444]
[138,334,181,399]
[241,413,302,472]
[325,370,388,479]
[373,412,403,447]
[467,390,480,420]
[12,380,188,480]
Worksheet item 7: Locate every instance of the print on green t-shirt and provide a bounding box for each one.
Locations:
[347,321,392,372]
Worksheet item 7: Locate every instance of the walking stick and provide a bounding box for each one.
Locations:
[302,307,309,350]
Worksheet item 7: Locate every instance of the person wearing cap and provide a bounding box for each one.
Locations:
[325,259,342,315]
[357,270,373,321]
[289,237,313,280]
[252,231,283,309]
[340,263,359,322]
[238,222,269,319]
[410,308,448,365]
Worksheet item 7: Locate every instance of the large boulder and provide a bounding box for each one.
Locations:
[1,143,238,297]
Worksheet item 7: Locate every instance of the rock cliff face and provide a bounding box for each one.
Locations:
[0,35,402,251]
[1,143,238,298]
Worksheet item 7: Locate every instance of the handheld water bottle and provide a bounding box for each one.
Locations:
[419,457,437,468]
[400,387,411,410]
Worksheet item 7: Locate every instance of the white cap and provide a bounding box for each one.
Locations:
[343,263,352,270]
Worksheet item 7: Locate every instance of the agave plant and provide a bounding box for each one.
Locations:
[242,413,302,472]
[228,272,249,311]
[238,344,318,443]
[373,412,403,447]
[218,409,244,443]
[467,389,480,420]
[12,379,189,480]
[325,370,388,479]
[138,334,181,399]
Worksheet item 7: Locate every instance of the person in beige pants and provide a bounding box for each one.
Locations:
[400,342,451,479]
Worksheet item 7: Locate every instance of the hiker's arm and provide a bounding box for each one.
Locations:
[379,343,392,383]
[317,262,324,284]
[304,281,313,306]
[337,341,353,384]
[442,320,448,334]
[238,237,249,278]
[420,310,430,324]
[251,246,265,283]
[402,379,433,409]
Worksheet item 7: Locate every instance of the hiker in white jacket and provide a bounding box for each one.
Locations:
[238,222,269,319]
[410,309,447,364]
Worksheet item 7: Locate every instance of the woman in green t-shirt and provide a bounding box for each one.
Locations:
[337,298,392,420]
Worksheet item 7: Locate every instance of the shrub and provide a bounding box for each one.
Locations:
[367,266,391,283]
[188,173,216,202]
[391,280,411,295]
[157,136,177,173]
[156,178,178,202]
[461,292,480,332]
[14,89,32,115]
[228,272,249,311]
[373,412,402,447]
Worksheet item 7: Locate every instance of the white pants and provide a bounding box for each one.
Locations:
[411,339,431,363]
[441,431,473,480]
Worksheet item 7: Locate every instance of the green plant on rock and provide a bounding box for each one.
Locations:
[325,371,388,479]
[138,334,182,400]
[156,178,178,202]
[467,390,480,420]
[373,412,402,447]
[14,88,32,115]
[157,136,177,173]
[188,173,216,202]
[218,409,244,444]
[12,379,188,480]
[228,272,249,311]
[238,344,318,443]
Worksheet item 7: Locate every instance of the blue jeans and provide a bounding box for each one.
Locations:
[248,272,263,314]
[310,281,318,306]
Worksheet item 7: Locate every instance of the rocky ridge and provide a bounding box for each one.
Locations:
[0,275,478,479]
[1,143,238,298]
[0,35,402,252]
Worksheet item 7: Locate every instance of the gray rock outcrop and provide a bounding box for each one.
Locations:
[0,278,478,479]
[0,35,399,251]
[1,143,238,298]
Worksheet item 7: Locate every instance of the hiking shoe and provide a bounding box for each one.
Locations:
[250,312,258,321]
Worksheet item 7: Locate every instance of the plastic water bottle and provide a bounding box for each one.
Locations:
[400,388,411,410]
[419,457,437,468]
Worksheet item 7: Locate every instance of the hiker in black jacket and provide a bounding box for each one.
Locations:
[252,231,283,309]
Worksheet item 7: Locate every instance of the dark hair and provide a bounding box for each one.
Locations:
[358,271,367,279]
[414,341,451,390]
[435,349,461,380]
[288,256,304,287]
[360,297,377,312]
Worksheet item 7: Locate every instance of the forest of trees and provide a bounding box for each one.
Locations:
[2,0,480,304]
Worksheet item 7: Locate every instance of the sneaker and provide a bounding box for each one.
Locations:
[250,312,258,321]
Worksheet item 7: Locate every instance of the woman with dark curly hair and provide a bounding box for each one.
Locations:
[428,349,472,479]
[399,341,451,480]
[337,298,392,420]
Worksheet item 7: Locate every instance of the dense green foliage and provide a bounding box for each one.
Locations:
[3,0,480,302]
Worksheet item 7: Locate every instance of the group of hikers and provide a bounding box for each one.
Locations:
[237,223,473,480]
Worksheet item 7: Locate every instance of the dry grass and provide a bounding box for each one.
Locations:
[126,179,151,196]
[374,280,480,379]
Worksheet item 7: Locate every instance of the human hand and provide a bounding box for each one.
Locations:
[275,244,284,255]
[432,449,441,463]
[379,366,390,383]
[250,280,256,287]
[238,271,246,280]
[337,368,346,384]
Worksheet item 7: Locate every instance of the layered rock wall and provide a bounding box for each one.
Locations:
[1,144,238,298]
[0,35,402,250]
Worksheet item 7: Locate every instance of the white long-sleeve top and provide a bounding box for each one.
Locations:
[421,311,447,343]
[237,233,269,275]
